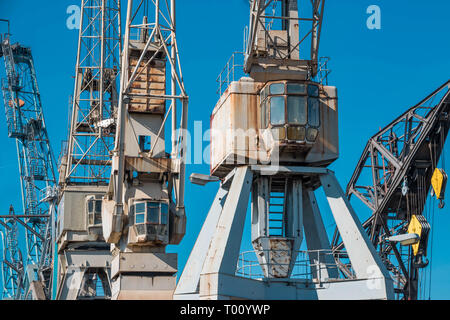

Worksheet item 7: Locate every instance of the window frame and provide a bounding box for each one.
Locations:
[86,198,102,227]
[133,201,169,226]
[259,81,321,142]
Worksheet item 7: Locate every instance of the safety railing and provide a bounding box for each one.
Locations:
[236,248,355,282]
[314,57,331,86]
[216,51,245,97]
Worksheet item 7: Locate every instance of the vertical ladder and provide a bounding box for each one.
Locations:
[268,177,287,237]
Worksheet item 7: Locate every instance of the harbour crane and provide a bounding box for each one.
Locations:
[175,0,393,300]
[55,0,121,300]
[336,80,450,300]
[101,0,189,299]
[0,19,58,300]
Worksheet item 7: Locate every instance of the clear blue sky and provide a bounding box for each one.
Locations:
[1,0,449,299]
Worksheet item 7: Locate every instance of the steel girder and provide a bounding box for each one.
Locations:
[244,0,325,77]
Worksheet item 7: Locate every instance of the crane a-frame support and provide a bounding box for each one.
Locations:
[175,166,394,300]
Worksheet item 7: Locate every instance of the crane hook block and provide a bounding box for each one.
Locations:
[407,215,431,257]
[431,168,447,203]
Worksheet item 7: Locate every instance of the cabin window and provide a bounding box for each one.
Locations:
[138,135,151,152]
[260,81,321,142]
[287,96,307,125]
[135,202,146,224]
[261,99,267,129]
[161,203,168,225]
[260,85,269,101]
[86,197,102,227]
[270,83,285,95]
[307,128,319,142]
[133,201,169,226]
[287,126,306,141]
[270,96,285,125]
[147,202,160,224]
[308,84,319,97]
[308,98,320,127]
[271,127,286,140]
[287,83,306,94]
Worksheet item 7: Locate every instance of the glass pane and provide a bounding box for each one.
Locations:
[287,126,306,141]
[287,83,306,94]
[94,212,102,225]
[138,135,151,152]
[270,96,285,125]
[136,224,145,235]
[88,213,94,226]
[308,98,320,127]
[147,202,159,224]
[308,84,319,97]
[271,127,286,140]
[260,100,266,129]
[135,202,145,214]
[87,200,93,213]
[287,96,307,125]
[260,86,268,101]
[95,200,102,213]
[307,128,319,142]
[270,83,285,95]
[161,204,168,225]
[135,213,145,224]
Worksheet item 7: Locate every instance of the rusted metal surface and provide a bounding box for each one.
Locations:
[210,78,262,177]
[253,238,293,278]
[125,156,171,173]
[128,56,166,114]
[210,79,339,178]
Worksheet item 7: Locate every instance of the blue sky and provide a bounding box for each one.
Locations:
[1,0,449,299]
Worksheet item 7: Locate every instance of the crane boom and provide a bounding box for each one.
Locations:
[0,21,58,300]
[335,80,450,300]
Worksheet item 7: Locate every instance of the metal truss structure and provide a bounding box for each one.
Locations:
[56,0,121,300]
[61,0,121,186]
[0,206,24,299]
[0,20,58,300]
[333,80,450,300]
[244,0,324,78]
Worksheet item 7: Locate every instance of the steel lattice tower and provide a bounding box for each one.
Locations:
[61,0,121,186]
[0,21,58,299]
[56,0,121,300]
[0,206,24,299]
